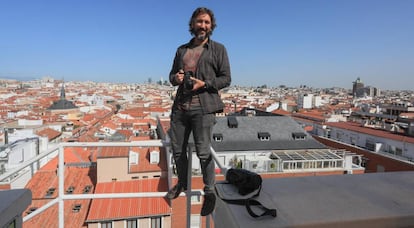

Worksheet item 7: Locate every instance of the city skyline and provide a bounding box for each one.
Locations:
[1,0,413,90]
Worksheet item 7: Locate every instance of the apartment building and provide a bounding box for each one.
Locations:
[173,113,365,176]
[21,145,171,228]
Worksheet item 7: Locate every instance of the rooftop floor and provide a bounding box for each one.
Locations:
[214,171,414,228]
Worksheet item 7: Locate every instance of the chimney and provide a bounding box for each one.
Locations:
[227,116,238,128]
[4,129,8,145]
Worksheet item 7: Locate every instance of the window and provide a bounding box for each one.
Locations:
[350,134,357,145]
[396,147,403,156]
[365,141,376,151]
[213,133,223,142]
[127,219,137,228]
[191,193,201,204]
[45,188,56,198]
[292,132,306,140]
[66,186,75,194]
[150,151,160,164]
[101,222,112,228]
[191,215,201,228]
[129,151,139,165]
[83,185,92,194]
[151,217,161,228]
[258,132,270,141]
[26,207,38,215]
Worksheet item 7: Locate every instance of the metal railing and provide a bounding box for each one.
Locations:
[1,140,226,228]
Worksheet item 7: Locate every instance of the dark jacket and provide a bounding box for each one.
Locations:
[169,38,231,114]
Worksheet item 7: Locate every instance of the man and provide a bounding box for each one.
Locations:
[166,7,231,216]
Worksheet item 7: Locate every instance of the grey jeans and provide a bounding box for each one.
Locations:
[170,108,216,193]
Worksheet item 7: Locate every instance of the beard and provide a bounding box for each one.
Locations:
[192,28,211,41]
[196,33,206,41]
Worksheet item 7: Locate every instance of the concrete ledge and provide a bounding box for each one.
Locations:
[0,189,32,227]
[214,171,414,228]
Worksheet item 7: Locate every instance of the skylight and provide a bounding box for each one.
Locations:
[72,204,81,213]
[45,188,56,198]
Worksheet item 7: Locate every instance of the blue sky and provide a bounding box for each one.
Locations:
[1,0,413,90]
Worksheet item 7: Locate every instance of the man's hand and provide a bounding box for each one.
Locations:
[175,69,184,84]
[191,77,206,91]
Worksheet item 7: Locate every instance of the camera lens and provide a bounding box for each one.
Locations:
[184,71,194,90]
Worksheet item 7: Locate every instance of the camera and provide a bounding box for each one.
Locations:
[183,71,194,91]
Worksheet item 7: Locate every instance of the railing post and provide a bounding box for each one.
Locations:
[58,145,64,228]
[186,143,193,228]
[206,214,210,228]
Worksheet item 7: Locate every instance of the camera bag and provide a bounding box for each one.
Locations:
[215,168,277,218]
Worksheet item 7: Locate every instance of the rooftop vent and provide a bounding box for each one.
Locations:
[227,116,238,128]
[258,132,271,141]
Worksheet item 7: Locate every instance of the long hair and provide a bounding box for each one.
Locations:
[189,7,217,36]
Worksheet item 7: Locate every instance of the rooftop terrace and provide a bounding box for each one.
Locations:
[1,141,413,227]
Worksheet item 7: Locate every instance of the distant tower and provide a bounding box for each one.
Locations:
[352,77,364,98]
[60,81,66,100]
[47,81,78,111]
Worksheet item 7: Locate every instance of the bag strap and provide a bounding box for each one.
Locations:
[220,198,277,218]
[215,183,276,218]
[246,199,277,218]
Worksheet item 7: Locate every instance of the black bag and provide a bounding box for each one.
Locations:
[226,168,263,196]
[216,168,277,218]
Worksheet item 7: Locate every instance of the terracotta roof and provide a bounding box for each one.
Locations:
[272,109,291,116]
[97,146,129,158]
[101,121,117,130]
[23,166,96,228]
[82,114,95,121]
[41,147,97,171]
[86,178,170,222]
[36,128,62,141]
[400,112,414,119]
[0,184,11,190]
[326,121,414,144]
[129,147,167,173]
[129,135,151,141]
[116,129,134,138]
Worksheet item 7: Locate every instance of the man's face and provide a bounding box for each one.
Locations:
[191,13,212,41]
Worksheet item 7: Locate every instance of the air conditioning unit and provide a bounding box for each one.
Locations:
[245,160,259,172]
[267,160,279,172]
